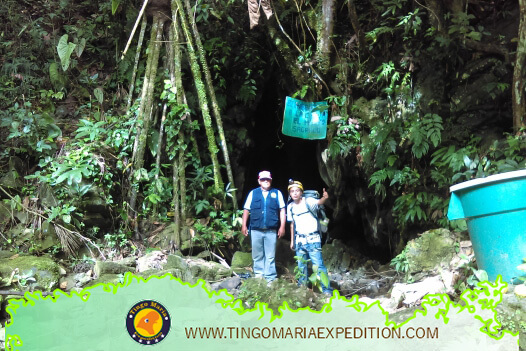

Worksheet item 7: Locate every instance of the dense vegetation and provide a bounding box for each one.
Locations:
[1,0,526,262]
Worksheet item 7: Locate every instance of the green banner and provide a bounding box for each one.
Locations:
[282,96,328,140]
[4,273,519,350]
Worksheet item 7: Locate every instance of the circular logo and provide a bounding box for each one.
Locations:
[126,300,171,345]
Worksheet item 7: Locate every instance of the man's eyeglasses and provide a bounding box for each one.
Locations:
[260,178,271,182]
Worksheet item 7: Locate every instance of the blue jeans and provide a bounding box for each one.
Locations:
[295,241,332,294]
[250,229,277,282]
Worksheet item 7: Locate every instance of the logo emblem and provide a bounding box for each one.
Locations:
[126,300,171,345]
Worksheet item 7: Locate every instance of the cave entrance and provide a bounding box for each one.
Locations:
[242,74,325,201]
[239,70,389,264]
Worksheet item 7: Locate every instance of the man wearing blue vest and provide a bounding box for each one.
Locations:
[242,170,286,284]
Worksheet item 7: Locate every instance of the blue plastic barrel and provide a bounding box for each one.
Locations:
[448,170,526,283]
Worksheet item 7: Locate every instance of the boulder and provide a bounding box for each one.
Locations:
[237,278,328,316]
[84,274,124,288]
[322,239,357,273]
[163,254,232,284]
[231,252,252,269]
[405,228,459,274]
[496,285,526,348]
[93,260,135,277]
[390,276,447,308]
[211,276,242,295]
[136,250,166,272]
[0,255,62,292]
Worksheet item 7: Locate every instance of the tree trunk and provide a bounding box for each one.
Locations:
[347,0,366,50]
[513,0,526,131]
[128,15,165,238]
[172,0,224,195]
[184,0,238,209]
[423,0,445,35]
[171,22,189,222]
[152,102,167,218]
[167,18,186,250]
[317,0,335,74]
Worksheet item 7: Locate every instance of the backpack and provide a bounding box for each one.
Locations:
[288,190,330,242]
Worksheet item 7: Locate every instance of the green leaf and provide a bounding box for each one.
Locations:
[57,34,76,71]
[311,105,329,113]
[111,0,121,15]
[94,87,104,105]
[320,271,330,288]
[472,269,488,282]
[49,62,65,90]
[46,123,62,140]
[62,214,71,224]
[75,38,86,57]
[148,130,160,157]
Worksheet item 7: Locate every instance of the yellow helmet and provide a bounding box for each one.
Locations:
[287,179,304,192]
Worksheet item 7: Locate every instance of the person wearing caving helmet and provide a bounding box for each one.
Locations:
[287,179,333,296]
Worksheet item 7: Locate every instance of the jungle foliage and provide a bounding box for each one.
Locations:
[0,0,525,260]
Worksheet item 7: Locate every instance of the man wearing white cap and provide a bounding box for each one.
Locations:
[242,170,286,284]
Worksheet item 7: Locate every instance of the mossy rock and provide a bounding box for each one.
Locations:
[136,268,183,281]
[237,278,327,316]
[496,286,526,348]
[186,259,231,282]
[93,260,135,277]
[322,239,353,273]
[156,223,195,252]
[84,273,123,288]
[231,252,252,269]
[164,254,188,271]
[0,255,61,291]
[405,228,457,273]
[164,255,231,283]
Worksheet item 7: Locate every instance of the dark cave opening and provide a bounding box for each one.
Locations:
[240,71,394,264]
[241,73,325,202]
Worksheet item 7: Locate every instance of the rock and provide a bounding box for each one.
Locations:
[84,274,124,288]
[322,239,354,273]
[237,277,327,315]
[0,255,61,292]
[211,276,242,294]
[231,252,252,269]
[496,285,526,349]
[93,260,135,277]
[115,256,136,267]
[163,254,232,284]
[59,274,77,292]
[136,250,167,272]
[390,276,447,307]
[514,284,526,298]
[74,272,93,287]
[405,228,458,273]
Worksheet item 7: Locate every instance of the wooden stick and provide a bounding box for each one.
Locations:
[121,0,150,60]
